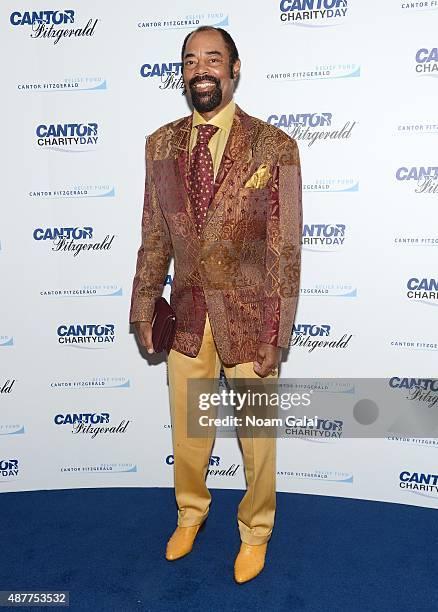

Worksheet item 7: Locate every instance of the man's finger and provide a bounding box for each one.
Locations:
[144,324,154,354]
[253,358,271,378]
[253,360,263,376]
[254,345,273,377]
[135,322,154,353]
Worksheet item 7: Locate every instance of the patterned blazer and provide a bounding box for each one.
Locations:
[130,104,302,365]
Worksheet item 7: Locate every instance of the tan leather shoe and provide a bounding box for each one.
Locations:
[165,525,201,561]
[234,542,268,584]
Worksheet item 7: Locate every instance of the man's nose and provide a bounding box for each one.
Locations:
[194,59,209,76]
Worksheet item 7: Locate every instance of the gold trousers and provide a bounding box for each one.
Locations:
[167,314,277,545]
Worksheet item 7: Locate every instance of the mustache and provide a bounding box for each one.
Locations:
[189,75,221,88]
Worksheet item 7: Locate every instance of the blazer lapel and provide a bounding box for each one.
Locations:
[169,115,199,235]
[203,105,253,231]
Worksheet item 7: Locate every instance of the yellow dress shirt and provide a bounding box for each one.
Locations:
[189,99,235,179]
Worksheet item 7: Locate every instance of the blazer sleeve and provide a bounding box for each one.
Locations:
[258,136,302,348]
[129,137,173,323]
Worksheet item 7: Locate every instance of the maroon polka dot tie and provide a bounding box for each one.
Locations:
[189,124,219,235]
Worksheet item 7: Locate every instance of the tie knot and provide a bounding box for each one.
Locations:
[196,124,219,144]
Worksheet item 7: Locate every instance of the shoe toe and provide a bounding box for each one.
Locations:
[165,525,200,561]
[234,543,267,584]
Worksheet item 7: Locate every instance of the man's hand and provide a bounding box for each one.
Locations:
[253,343,281,377]
[134,321,154,354]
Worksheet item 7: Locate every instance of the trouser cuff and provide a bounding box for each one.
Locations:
[177,510,209,528]
[239,526,272,545]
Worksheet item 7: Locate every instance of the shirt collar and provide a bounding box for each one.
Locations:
[192,99,236,133]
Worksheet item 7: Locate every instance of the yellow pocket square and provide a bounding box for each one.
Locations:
[244,164,271,189]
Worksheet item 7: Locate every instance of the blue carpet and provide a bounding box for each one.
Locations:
[0,487,437,611]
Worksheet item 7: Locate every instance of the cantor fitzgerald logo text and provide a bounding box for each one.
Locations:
[33,227,115,256]
[140,61,184,93]
[390,338,438,352]
[55,412,109,424]
[406,278,438,302]
[266,62,360,81]
[291,323,352,352]
[29,185,115,199]
[54,412,130,438]
[40,284,122,298]
[166,454,240,477]
[394,236,438,248]
[279,0,348,26]
[1,379,15,394]
[395,166,438,194]
[60,462,137,473]
[10,10,75,24]
[18,76,107,92]
[50,376,130,389]
[401,1,438,12]
[10,11,98,45]
[137,12,228,30]
[277,468,353,483]
[389,377,438,391]
[267,113,356,146]
[396,121,438,135]
[388,437,438,449]
[36,123,98,150]
[57,324,115,346]
[303,177,359,192]
[388,377,438,409]
[300,283,357,297]
[415,48,438,75]
[399,471,438,498]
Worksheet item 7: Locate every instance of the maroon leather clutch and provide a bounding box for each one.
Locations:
[151,297,177,353]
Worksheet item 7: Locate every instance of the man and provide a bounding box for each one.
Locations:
[130,26,302,583]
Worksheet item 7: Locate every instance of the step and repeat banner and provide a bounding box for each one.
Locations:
[2,1,438,509]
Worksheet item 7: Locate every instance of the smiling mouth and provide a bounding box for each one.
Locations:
[192,81,216,91]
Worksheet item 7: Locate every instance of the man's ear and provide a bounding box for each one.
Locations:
[232,59,241,79]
